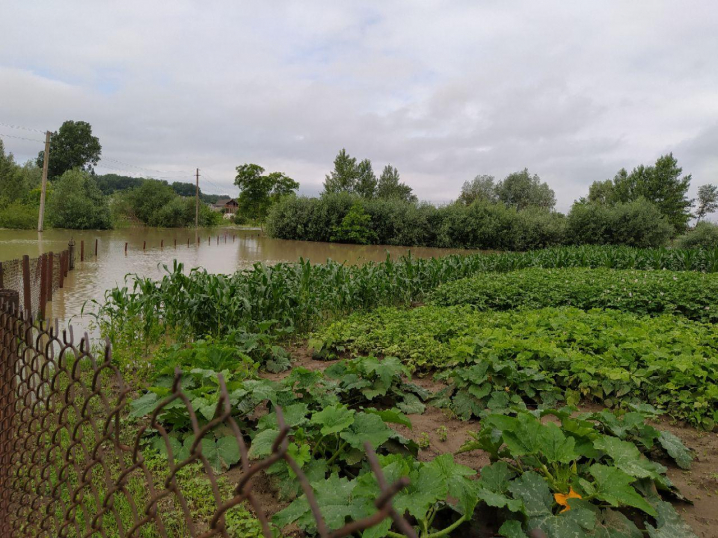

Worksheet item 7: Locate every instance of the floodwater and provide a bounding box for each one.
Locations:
[0,227,474,330]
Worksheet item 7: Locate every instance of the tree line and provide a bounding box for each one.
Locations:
[0,120,226,230]
[262,149,718,249]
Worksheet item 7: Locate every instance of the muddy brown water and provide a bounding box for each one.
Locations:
[0,227,475,330]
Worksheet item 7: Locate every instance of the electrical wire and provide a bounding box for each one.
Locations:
[0,132,46,143]
[0,122,46,134]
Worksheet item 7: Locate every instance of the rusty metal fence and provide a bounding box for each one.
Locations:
[0,292,415,538]
[0,246,73,319]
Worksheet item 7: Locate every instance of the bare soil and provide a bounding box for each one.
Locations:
[249,346,718,537]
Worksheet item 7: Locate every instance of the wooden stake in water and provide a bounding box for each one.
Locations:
[95,239,98,257]
[81,241,84,262]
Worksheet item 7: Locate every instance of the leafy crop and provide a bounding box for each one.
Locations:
[312,306,718,428]
[96,245,718,352]
[432,359,563,420]
[324,356,430,414]
[429,267,718,322]
[462,408,695,538]
[274,453,480,537]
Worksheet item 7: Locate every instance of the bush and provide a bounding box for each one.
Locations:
[429,267,718,322]
[677,221,718,249]
[0,201,38,229]
[47,169,112,229]
[567,198,673,247]
[267,195,567,250]
[330,202,377,244]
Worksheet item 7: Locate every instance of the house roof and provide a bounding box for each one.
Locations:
[213,197,236,206]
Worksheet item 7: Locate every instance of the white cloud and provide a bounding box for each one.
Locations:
[1,0,717,211]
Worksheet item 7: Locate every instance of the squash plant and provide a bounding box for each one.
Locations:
[462,408,695,538]
[432,359,563,420]
[325,356,430,414]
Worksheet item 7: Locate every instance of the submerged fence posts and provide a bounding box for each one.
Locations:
[21,256,31,314]
[68,239,75,270]
[80,241,84,262]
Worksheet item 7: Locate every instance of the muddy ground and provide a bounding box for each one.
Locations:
[252,345,718,537]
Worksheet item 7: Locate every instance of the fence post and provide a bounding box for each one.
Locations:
[47,252,54,303]
[59,253,64,289]
[81,240,84,262]
[0,261,3,289]
[39,254,47,319]
[95,239,98,257]
[68,240,75,270]
[22,255,31,314]
[0,289,19,529]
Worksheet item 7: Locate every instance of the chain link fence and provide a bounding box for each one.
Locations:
[0,293,416,538]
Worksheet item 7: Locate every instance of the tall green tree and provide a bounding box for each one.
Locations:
[459,174,497,205]
[355,159,377,199]
[495,169,555,210]
[586,154,693,232]
[234,164,299,220]
[377,164,416,202]
[37,120,102,179]
[323,149,358,194]
[695,184,718,222]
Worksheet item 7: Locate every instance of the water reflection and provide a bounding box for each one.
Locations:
[0,227,474,329]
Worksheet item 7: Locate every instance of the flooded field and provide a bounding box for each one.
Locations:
[0,227,473,328]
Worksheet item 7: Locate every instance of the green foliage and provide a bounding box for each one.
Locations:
[330,202,378,244]
[433,359,563,420]
[567,198,673,247]
[586,154,693,233]
[324,356,429,414]
[234,163,299,221]
[377,164,416,202]
[98,246,718,354]
[47,169,112,229]
[459,174,497,205]
[695,184,718,222]
[676,221,718,249]
[0,201,38,229]
[461,408,694,537]
[323,148,359,195]
[275,453,477,537]
[114,178,220,227]
[311,306,718,428]
[429,267,718,322]
[95,174,145,194]
[38,120,102,178]
[495,168,556,211]
[268,194,567,249]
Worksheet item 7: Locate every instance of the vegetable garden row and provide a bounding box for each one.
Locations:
[98,245,718,537]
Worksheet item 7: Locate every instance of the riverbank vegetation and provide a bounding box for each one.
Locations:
[265,149,718,250]
[97,243,717,536]
[0,120,230,230]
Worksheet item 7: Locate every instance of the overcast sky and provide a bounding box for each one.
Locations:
[1,1,718,211]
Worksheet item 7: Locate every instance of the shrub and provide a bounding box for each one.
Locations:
[267,195,567,250]
[47,169,112,229]
[330,202,377,244]
[429,267,718,322]
[0,201,38,229]
[567,198,673,247]
[676,221,718,249]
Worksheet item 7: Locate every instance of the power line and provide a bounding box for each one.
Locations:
[0,132,46,144]
[0,122,46,134]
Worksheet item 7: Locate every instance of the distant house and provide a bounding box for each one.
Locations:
[212,198,239,214]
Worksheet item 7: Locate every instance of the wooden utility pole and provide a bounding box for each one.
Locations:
[195,168,200,229]
[37,131,51,232]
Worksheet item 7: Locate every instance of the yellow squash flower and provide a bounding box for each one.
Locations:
[554,487,582,512]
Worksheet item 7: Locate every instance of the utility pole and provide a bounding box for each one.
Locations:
[195,168,200,229]
[37,131,51,232]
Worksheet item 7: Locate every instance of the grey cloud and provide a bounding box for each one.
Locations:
[1,0,717,212]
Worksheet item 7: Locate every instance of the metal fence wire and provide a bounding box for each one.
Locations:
[0,294,416,538]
